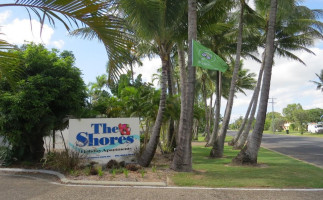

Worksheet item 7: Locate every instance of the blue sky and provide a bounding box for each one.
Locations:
[0,0,322,122]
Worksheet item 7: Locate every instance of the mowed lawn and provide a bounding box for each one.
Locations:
[171,139,323,188]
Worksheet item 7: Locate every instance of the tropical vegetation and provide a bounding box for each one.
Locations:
[0,0,322,175]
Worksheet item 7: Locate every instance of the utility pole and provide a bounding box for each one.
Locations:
[268,97,276,134]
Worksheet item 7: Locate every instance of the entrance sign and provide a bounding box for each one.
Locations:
[68,118,140,164]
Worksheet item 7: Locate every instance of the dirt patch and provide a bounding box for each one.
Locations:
[67,152,176,184]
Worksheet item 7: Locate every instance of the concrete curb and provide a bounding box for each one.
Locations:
[0,168,167,187]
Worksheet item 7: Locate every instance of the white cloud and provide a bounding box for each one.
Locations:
[0,10,10,23]
[0,18,54,45]
[239,47,323,117]
[0,11,65,48]
[52,40,65,49]
[134,56,161,87]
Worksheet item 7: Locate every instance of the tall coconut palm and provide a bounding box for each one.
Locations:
[171,0,197,172]
[196,0,261,149]
[195,68,214,141]
[232,0,323,149]
[232,0,278,165]
[232,63,264,149]
[210,0,249,158]
[118,0,187,167]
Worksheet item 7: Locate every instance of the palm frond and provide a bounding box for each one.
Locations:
[0,39,23,87]
[106,59,129,87]
[1,0,132,65]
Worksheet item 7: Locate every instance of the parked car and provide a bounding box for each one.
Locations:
[308,124,323,133]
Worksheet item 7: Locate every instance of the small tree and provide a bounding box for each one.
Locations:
[283,104,309,134]
[0,43,87,162]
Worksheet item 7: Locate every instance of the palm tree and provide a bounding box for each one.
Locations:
[311,69,323,92]
[232,0,278,165]
[232,0,323,149]
[195,0,261,150]
[206,60,256,147]
[118,0,187,167]
[195,68,214,141]
[171,0,197,172]
[232,63,264,149]
[210,0,250,158]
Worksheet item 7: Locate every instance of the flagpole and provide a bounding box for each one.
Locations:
[219,71,222,100]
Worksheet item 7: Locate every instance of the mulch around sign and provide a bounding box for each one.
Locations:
[0,151,176,185]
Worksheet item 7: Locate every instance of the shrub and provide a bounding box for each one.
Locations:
[0,146,14,166]
[106,159,120,169]
[42,150,86,173]
[125,163,141,171]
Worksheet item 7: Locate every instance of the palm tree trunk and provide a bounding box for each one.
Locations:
[167,55,176,151]
[202,78,210,141]
[206,71,221,147]
[230,56,266,147]
[228,97,254,146]
[234,62,265,149]
[210,1,244,158]
[193,119,199,140]
[208,94,213,134]
[171,0,197,172]
[177,42,186,95]
[232,0,278,165]
[177,42,187,145]
[139,52,168,167]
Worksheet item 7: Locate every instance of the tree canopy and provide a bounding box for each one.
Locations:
[0,43,87,161]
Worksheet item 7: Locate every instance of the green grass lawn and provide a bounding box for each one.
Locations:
[171,139,323,188]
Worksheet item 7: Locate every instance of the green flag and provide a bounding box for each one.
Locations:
[192,40,228,72]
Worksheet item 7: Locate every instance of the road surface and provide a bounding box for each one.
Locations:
[261,134,323,168]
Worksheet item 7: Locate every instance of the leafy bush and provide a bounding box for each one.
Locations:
[0,44,87,162]
[0,146,14,166]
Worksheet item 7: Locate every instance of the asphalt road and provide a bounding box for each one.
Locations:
[227,130,323,168]
[1,172,323,200]
[261,134,323,168]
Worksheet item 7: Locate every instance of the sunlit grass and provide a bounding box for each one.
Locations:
[171,139,323,188]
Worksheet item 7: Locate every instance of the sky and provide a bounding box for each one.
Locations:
[0,0,322,122]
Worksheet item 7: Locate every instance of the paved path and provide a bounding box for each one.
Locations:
[261,134,323,168]
[1,172,323,200]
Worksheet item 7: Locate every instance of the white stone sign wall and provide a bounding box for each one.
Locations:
[68,118,140,164]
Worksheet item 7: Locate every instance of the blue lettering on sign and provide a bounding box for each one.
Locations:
[76,132,134,147]
[90,123,119,134]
